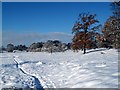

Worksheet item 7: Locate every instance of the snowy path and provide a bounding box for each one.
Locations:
[13,56,44,89]
[13,55,56,88]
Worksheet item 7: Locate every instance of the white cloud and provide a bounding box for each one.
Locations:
[2,32,73,46]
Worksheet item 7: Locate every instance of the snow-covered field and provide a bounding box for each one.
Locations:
[0,49,119,89]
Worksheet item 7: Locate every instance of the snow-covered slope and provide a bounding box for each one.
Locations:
[0,49,119,89]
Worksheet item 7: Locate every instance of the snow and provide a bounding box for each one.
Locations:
[36,61,43,66]
[0,49,119,89]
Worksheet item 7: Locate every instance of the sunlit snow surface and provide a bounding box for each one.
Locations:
[0,49,119,89]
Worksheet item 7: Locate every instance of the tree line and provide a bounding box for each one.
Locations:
[0,40,71,53]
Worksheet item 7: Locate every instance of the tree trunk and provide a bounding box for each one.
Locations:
[83,43,86,54]
[50,48,52,54]
[83,29,87,54]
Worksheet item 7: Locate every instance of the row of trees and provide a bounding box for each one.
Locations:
[1,44,28,52]
[0,40,71,53]
[71,1,120,54]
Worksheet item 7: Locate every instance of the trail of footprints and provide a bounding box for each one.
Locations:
[13,55,56,88]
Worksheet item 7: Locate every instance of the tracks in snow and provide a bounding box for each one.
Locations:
[13,56,44,89]
[13,55,56,89]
